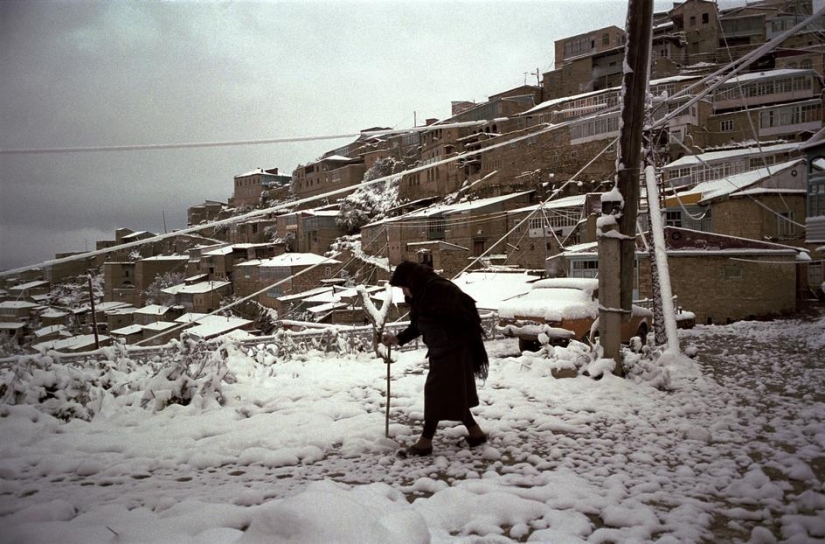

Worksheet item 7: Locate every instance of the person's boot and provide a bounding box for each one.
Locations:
[398,437,433,457]
[464,425,487,448]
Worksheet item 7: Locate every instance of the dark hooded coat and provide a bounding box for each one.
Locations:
[390,262,489,421]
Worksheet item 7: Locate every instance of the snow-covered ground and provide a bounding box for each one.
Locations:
[1,312,824,543]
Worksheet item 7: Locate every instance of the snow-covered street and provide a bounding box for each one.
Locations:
[2,312,824,543]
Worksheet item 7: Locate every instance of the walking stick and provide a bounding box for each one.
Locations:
[385,344,391,438]
[358,284,395,439]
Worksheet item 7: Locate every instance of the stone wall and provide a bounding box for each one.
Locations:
[638,253,797,325]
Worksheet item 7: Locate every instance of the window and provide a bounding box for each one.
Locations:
[720,119,734,132]
[529,217,550,230]
[759,102,820,130]
[702,13,709,24]
[571,260,599,278]
[777,211,796,236]
[602,33,609,46]
[724,265,743,279]
[666,210,682,227]
[690,15,696,26]
[418,251,433,268]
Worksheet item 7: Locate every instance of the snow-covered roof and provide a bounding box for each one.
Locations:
[106,307,136,316]
[678,159,804,203]
[121,231,151,240]
[234,168,275,178]
[521,73,696,117]
[140,255,189,261]
[443,192,534,215]
[95,301,133,312]
[320,155,358,162]
[306,301,349,314]
[175,313,208,324]
[719,68,818,86]
[259,254,340,268]
[0,322,26,330]
[523,88,616,115]
[303,210,340,217]
[35,334,109,352]
[9,280,49,291]
[0,301,38,309]
[184,274,208,282]
[203,246,235,256]
[508,194,588,214]
[405,241,468,251]
[185,315,252,340]
[135,304,170,316]
[163,281,231,295]
[39,309,69,318]
[663,142,800,168]
[142,321,177,332]
[561,242,599,255]
[729,188,807,198]
[34,325,67,337]
[111,325,144,336]
[277,286,335,303]
[235,260,263,268]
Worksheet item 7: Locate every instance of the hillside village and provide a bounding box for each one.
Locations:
[2,0,825,355]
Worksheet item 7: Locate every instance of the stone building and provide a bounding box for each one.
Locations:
[504,194,595,273]
[253,253,342,314]
[559,227,803,325]
[291,156,367,200]
[662,159,808,245]
[232,168,291,209]
[637,228,802,325]
[103,255,189,306]
[161,280,232,314]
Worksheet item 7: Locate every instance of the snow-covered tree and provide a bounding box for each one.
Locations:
[336,157,405,234]
[143,272,185,305]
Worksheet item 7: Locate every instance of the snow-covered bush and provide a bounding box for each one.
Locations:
[0,357,99,421]
[337,157,405,234]
[0,338,241,420]
[140,339,236,411]
[143,272,185,305]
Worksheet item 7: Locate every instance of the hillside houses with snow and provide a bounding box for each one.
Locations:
[2,0,824,356]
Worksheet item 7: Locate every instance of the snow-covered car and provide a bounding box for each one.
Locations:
[497,277,653,352]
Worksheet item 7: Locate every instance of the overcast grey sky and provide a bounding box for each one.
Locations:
[1,0,737,271]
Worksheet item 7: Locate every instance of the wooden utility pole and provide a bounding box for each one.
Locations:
[598,0,653,373]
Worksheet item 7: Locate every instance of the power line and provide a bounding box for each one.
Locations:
[0,121,490,156]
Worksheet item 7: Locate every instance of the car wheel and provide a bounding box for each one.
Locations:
[518,339,541,353]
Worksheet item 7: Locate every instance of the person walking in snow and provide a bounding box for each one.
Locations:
[381,261,489,457]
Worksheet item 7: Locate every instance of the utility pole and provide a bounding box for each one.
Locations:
[598,0,653,373]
